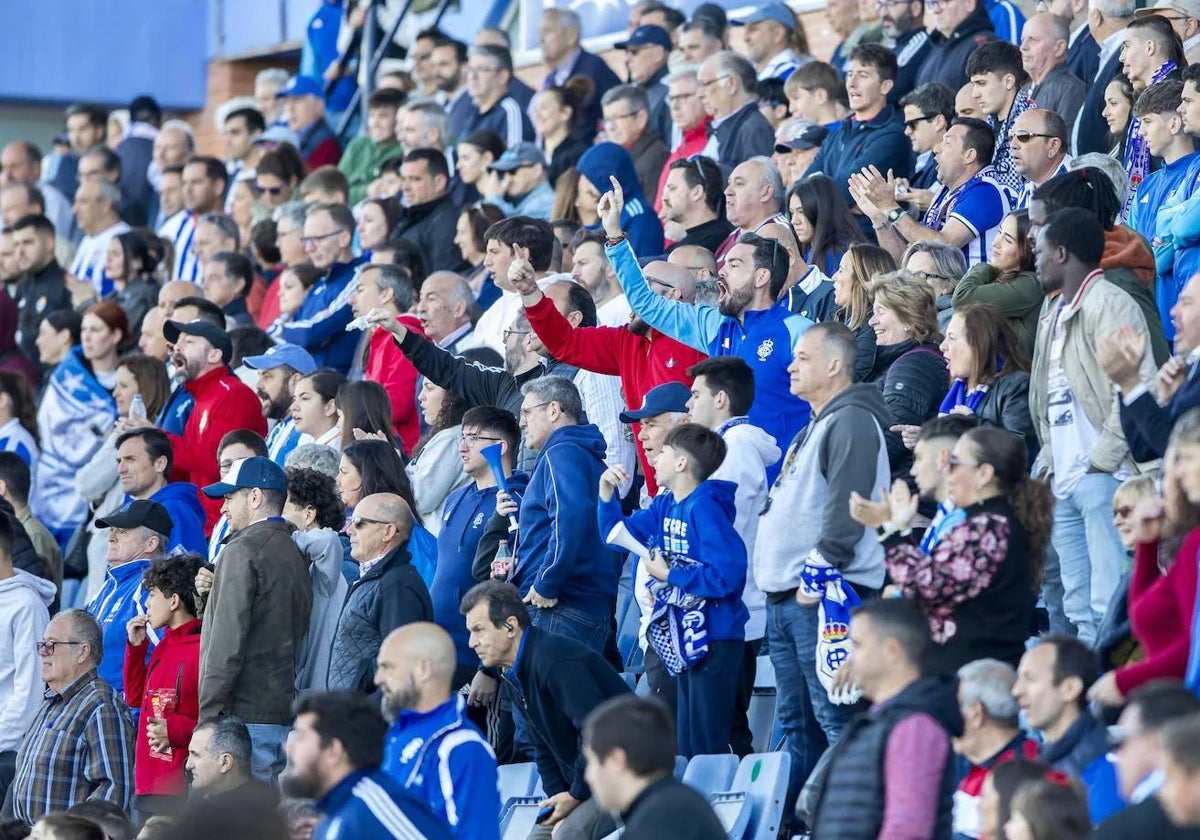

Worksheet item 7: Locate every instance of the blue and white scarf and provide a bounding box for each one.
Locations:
[939,378,989,416]
[645,552,709,677]
[1124,61,1179,222]
[799,552,863,704]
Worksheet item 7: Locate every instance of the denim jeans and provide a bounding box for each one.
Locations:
[245,723,289,784]
[529,604,609,654]
[767,597,853,819]
[1047,472,1127,645]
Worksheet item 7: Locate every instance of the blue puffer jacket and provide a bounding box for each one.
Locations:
[512,424,620,614]
[327,541,432,693]
[577,142,664,257]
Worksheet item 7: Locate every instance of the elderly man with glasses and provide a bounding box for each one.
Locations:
[10,609,134,824]
[1011,108,1073,208]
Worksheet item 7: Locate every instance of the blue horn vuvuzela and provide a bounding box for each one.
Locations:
[481,443,519,532]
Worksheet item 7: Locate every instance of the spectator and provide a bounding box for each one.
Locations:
[679,17,724,65]
[878,0,934,102]
[198,456,311,780]
[785,174,867,288]
[967,41,1037,194]
[34,302,123,546]
[390,149,468,274]
[267,263,320,339]
[531,84,593,189]
[651,68,712,215]
[337,88,403,205]
[1120,16,1186,214]
[328,493,432,693]
[291,370,346,450]
[732,2,809,82]
[0,453,63,593]
[403,378,470,533]
[1096,682,1200,838]
[598,424,748,756]
[198,430,268,566]
[940,304,1038,457]
[221,107,264,185]
[914,0,998,91]
[460,581,629,837]
[1158,712,1200,828]
[202,251,254,329]
[1006,777,1092,840]
[602,86,670,203]
[70,180,131,299]
[660,157,732,255]
[0,511,52,796]
[1029,208,1157,644]
[582,695,726,840]
[538,8,621,141]
[298,167,349,205]
[808,45,914,209]
[486,143,555,220]
[827,0,880,72]
[853,117,1010,267]
[241,343,316,466]
[254,146,304,211]
[461,45,534,149]
[1023,14,1087,131]
[902,239,965,334]
[184,716,277,808]
[785,62,851,132]
[0,373,38,471]
[0,141,73,240]
[113,428,206,555]
[138,306,169,361]
[11,609,134,824]
[160,156,227,284]
[951,659,1039,840]
[190,213,239,274]
[757,322,891,813]
[122,553,204,823]
[696,52,777,168]
[899,83,958,195]
[375,623,500,840]
[277,76,341,170]
[577,143,665,257]
[395,100,451,159]
[809,598,962,838]
[280,691,451,840]
[102,232,159,338]
[356,197,401,256]
[11,214,71,371]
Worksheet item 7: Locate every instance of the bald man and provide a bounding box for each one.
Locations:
[327,493,432,692]
[667,244,718,281]
[376,623,501,840]
[158,279,203,318]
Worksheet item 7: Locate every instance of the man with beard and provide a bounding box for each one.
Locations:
[280,691,451,840]
[375,623,500,840]
[241,343,316,466]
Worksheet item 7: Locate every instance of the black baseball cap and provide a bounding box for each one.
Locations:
[95,499,175,535]
[163,319,232,363]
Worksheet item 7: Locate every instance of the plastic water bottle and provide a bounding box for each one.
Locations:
[129,394,146,421]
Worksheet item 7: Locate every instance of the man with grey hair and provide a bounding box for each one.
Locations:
[186,716,276,808]
[697,51,777,167]
[255,68,290,126]
[713,156,790,264]
[1073,0,1136,155]
[462,45,533,148]
[502,376,618,652]
[273,200,309,268]
[539,7,622,142]
[396,99,450,154]
[70,178,130,296]
[602,85,669,200]
[953,658,1034,839]
[1023,14,1087,131]
[284,443,340,478]
[412,270,479,353]
[85,500,172,697]
[11,608,134,823]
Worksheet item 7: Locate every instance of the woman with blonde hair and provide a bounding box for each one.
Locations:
[866,271,949,477]
[831,243,895,381]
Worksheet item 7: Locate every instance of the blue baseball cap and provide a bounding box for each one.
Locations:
[242,343,316,375]
[731,2,797,30]
[489,142,547,172]
[619,382,692,423]
[615,24,673,51]
[203,456,287,497]
[277,75,324,99]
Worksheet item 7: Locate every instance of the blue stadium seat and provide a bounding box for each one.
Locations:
[499,797,545,839]
[674,755,689,779]
[683,753,740,797]
[497,762,538,808]
[732,752,791,840]
[749,655,779,754]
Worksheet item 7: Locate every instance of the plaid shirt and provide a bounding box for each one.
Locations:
[11,669,134,823]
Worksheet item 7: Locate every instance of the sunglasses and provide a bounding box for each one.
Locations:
[350,516,389,529]
[255,184,288,196]
[1010,131,1053,143]
[904,114,938,130]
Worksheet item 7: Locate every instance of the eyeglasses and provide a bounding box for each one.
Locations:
[1113,505,1134,520]
[947,456,982,471]
[667,91,698,104]
[603,110,644,126]
[300,230,343,247]
[256,184,287,196]
[350,516,389,529]
[460,432,502,445]
[519,401,551,419]
[911,269,952,283]
[904,114,938,130]
[503,328,530,341]
[37,640,84,656]
[646,275,677,292]
[1010,131,1054,143]
[698,75,731,90]
[874,0,912,7]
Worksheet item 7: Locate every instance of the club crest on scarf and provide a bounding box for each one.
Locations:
[644,545,710,677]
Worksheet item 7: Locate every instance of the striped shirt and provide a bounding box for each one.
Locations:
[11,670,135,823]
[158,210,201,282]
[0,417,39,471]
[70,222,130,297]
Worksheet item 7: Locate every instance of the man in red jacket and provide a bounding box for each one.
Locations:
[511,254,707,494]
[120,320,266,532]
[124,552,205,823]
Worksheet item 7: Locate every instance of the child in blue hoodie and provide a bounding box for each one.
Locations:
[597,422,748,757]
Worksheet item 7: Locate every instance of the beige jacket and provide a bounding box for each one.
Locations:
[1030,276,1158,479]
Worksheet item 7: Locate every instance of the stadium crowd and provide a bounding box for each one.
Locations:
[9,0,1200,837]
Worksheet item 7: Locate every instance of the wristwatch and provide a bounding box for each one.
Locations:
[886,207,905,225]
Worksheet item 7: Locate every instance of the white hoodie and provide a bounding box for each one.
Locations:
[712,420,780,642]
[0,568,55,751]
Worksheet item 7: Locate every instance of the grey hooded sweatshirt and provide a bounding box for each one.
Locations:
[294,528,349,692]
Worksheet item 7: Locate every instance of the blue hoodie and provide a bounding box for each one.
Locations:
[577,142,664,258]
[145,482,207,556]
[382,695,500,840]
[432,472,530,667]
[598,479,748,642]
[512,424,620,613]
[86,558,154,697]
[607,238,812,482]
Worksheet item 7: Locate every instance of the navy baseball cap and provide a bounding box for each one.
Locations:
[619,382,692,423]
[95,499,174,535]
[776,122,829,153]
[242,343,316,375]
[203,456,287,498]
[277,75,324,99]
[732,2,797,30]
[163,319,232,363]
[615,24,673,51]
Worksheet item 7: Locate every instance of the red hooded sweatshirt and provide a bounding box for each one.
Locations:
[124,618,202,796]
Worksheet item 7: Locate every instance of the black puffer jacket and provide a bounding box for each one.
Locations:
[913,4,996,91]
[866,340,948,477]
[976,372,1038,466]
